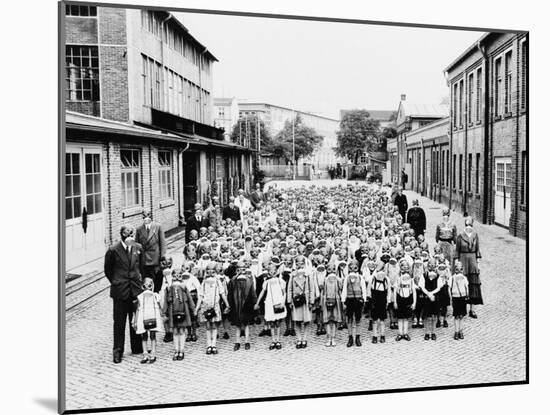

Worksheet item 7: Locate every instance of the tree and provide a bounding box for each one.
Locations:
[230,115,272,151]
[335,110,380,165]
[265,114,324,164]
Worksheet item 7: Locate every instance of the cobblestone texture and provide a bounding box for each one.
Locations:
[64,183,526,411]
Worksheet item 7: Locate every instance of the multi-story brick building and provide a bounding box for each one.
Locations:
[444,32,527,237]
[63,4,254,270]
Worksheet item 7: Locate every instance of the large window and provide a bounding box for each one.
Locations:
[453,83,458,128]
[495,57,502,116]
[453,154,457,189]
[446,150,450,187]
[85,153,102,215]
[66,153,81,220]
[476,153,481,194]
[476,68,482,122]
[521,151,527,204]
[66,46,100,101]
[66,5,97,16]
[459,154,463,190]
[521,40,527,111]
[121,150,141,208]
[158,151,173,200]
[459,80,464,127]
[468,73,474,124]
[467,153,472,192]
[504,50,513,114]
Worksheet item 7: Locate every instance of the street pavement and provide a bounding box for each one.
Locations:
[64,181,527,411]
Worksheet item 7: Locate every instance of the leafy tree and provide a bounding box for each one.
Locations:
[265,114,324,164]
[335,110,380,165]
[230,115,272,151]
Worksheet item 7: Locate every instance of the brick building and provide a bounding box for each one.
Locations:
[444,32,527,238]
[63,5,254,270]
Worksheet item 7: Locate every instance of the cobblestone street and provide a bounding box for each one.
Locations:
[64,183,527,411]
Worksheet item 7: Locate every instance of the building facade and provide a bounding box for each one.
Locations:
[238,102,343,171]
[444,32,527,237]
[213,97,239,141]
[64,5,253,271]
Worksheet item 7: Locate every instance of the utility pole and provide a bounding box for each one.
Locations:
[292,110,296,180]
[257,115,261,168]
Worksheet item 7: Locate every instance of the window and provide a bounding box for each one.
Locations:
[495,57,502,116]
[459,155,463,190]
[218,107,225,119]
[475,153,480,194]
[65,153,81,220]
[66,5,97,16]
[476,68,482,122]
[154,62,161,109]
[158,151,173,200]
[446,150,450,187]
[467,153,472,192]
[521,151,527,204]
[453,83,458,128]
[453,154,457,188]
[177,75,183,116]
[120,150,141,208]
[468,73,474,124]
[168,70,174,113]
[459,79,464,127]
[360,152,368,164]
[521,40,527,111]
[504,51,513,114]
[141,55,151,106]
[496,163,505,192]
[66,46,100,101]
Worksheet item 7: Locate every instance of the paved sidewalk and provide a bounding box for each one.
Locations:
[64,185,527,411]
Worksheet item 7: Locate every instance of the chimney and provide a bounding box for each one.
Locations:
[400,94,406,101]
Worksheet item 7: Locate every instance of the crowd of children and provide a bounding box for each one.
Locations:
[131,183,472,362]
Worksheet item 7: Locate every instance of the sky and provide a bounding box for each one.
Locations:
[174,11,485,119]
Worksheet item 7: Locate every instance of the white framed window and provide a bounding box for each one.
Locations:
[452,82,458,128]
[504,50,513,114]
[468,73,474,124]
[66,46,100,101]
[494,57,503,116]
[66,5,97,16]
[476,68,482,121]
[459,79,464,127]
[158,151,173,200]
[521,39,527,111]
[120,149,141,208]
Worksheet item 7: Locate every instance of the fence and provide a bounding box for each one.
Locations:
[260,164,312,180]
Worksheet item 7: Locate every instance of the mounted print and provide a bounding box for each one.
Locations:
[59,1,528,413]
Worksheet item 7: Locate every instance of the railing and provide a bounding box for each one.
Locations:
[260,164,312,180]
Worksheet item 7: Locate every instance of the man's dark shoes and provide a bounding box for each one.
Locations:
[355,335,362,347]
[347,335,354,347]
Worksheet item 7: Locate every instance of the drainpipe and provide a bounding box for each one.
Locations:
[444,70,453,211]
[438,142,443,203]
[177,142,190,225]
[463,69,468,215]
[477,40,490,224]
[420,137,425,196]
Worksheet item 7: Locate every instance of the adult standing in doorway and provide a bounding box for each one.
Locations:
[406,200,427,237]
[135,211,166,293]
[393,187,408,224]
[435,209,457,266]
[454,216,483,318]
[401,168,408,190]
[104,225,144,363]
[185,203,209,242]
[204,196,223,229]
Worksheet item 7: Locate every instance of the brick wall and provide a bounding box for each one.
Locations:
[99,46,129,122]
[65,17,98,44]
[98,7,127,45]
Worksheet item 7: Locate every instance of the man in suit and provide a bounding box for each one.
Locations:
[222,196,241,222]
[135,211,166,293]
[249,183,265,210]
[393,186,409,224]
[185,203,209,242]
[204,196,222,229]
[104,225,144,363]
[406,199,427,237]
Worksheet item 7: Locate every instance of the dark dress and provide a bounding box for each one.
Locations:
[227,275,257,326]
[370,277,389,321]
[395,275,414,319]
[406,206,427,237]
[393,194,408,222]
[422,273,440,317]
[454,231,483,305]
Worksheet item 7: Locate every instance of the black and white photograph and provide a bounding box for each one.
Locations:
[59,1,528,412]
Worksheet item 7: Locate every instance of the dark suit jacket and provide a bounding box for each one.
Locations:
[104,241,144,300]
[250,191,264,209]
[393,194,408,218]
[135,223,166,267]
[222,205,241,222]
[406,206,427,234]
[185,214,209,241]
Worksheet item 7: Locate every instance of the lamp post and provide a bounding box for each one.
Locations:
[292,110,296,180]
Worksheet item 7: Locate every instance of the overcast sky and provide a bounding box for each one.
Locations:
[174,11,485,119]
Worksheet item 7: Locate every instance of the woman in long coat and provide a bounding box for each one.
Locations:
[454,216,482,318]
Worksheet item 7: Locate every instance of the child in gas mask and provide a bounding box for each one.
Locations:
[133,278,163,363]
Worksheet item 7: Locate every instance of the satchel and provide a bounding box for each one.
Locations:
[270,278,286,314]
[325,299,336,310]
[293,293,306,307]
[143,318,157,330]
[203,308,217,320]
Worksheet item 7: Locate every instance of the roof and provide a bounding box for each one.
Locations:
[340,109,395,121]
[65,111,250,151]
[214,97,236,105]
[165,12,218,62]
[238,102,340,122]
[444,33,490,73]
[399,102,449,118]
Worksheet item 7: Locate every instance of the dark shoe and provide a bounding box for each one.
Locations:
[418,322,425,328]
[148,356,157,364]
[233,343,241,351]
[436,320,441,328]
[316,327,321,336]
[191,334,198,342]
[269,342,276,350]
[290,329,296,336]
[396,335,403,341]
[140,356,149,364]
[403,334,411,341]
[173,351,179,361]
[469,311,478,319]
[179,352,185,360]
[443,320,449,328]
[380,336,386,343]
[113,352,122,364]
[296,341,302,349]
[186,334,192,342]
[372,336,378,344]
[258,329,267,337]
[163,332,173,343]
[347,335,354,347]
[454,333,459,340]
[320,327,327,335]
[223,332,230,340]
[412,322,418,329]
[355,335,362,347]
[276,342,282,350]
[302,341,308,348]
[431,333,437,341]
[424,334,430,341]
[212,347,218,354]
[368,320,373,331]
[244,343,250,350]
[283,329,291,337]
[459,331,464,339]
[206,347,212,355]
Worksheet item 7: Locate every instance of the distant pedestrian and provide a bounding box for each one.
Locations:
[401,168,408,189]
[393,187,408,223]
[406,199,426,237]
[454,216,483,318]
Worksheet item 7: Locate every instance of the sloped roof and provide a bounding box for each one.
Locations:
[400,102,449,118]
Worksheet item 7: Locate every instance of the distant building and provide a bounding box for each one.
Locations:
[64,5,253,270]
[213,97,239,141]
[238,102,344,171]
[340,109,396,131]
